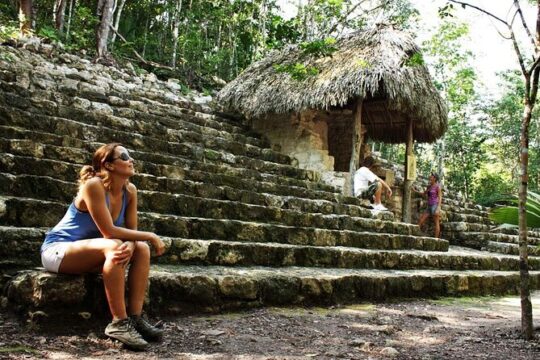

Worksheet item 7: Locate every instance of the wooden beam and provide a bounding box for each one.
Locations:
[348,99,363,196]
[402,118,414,222]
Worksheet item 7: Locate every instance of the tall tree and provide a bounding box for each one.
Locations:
[95,0,115,61]
[54,0,68,34]
[19,0,33,35]
[170,0,183,68]
[110,0,127,45]
[445,0,540,340]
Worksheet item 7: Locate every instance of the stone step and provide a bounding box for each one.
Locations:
[444,223,540,245]
[443,197,489,212]
[1,226,537,273]
[0,152,352,208]
[0,196,447,251]
[0,170,383,221]
[495,226,540,238]
[7,266,540,315]
[458,232,540,248]
[0,126,342,197]
[71,89,270,149]
[444,222,491,234]
[157,239,540,271]
[0,52,247,133]
[0,107,285,180]
[441,204,488,218]
[0,175,413,236]
[0,68,258,141]
[444,211,493,225]
[0,149,334,198]
[483,241,540,257]
[0,133,318,185]
[0,105,321,184]
[0,173,388,223]
[0,87,279,164]
[0,226,44,267]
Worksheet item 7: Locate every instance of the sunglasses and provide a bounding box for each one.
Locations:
[111,152,132,162]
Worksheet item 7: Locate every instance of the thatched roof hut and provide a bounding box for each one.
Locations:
[218,24,447,144]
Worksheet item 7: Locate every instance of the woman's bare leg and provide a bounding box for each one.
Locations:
[373,182,383,205]
[433,214,441,238]
[58,238,128,320]
[127,241,151,316]
[418,213,429,231]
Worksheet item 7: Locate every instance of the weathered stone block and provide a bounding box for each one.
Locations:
[218,276,258,300]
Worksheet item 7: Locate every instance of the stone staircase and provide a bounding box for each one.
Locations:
[1,44,540,317]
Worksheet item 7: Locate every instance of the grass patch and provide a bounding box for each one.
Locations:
[0,345,40,354]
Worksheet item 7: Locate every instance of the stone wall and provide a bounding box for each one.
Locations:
[250,110,335,172]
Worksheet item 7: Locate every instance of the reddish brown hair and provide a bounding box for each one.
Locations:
[79,143,122,190]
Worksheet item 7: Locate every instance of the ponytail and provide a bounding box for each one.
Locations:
[79,165,97,186]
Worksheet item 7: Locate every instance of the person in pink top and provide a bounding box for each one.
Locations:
[415,172,442,238]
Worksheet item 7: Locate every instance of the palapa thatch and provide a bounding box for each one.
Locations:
[218,24,448,143]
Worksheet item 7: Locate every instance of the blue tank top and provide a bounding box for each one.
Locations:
[41,188,128,252]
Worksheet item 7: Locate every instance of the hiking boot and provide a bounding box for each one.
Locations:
[105,318,148,350]
[130,314,164,342]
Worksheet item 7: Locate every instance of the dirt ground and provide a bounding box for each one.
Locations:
[1,292,539,360]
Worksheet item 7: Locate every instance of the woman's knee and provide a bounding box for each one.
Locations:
[103,239,123,256]
[134,241,150,259]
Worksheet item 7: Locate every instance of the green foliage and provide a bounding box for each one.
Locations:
[489,191,540,228]
[423,19,481,199]
[274,62,319,81]
[0,2,19,43]
[66,6,98,51]
[404,52,424,66]
[472,167,514,206]
[438,3,455,18]
[266,15,302,49]
[484,70,540,192]
[0,24,18,43]
[0,0,420,89]
[355,58,371,69]
[300,37,337,57]
[37,26,60,42]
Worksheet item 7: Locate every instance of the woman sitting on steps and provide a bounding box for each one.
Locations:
[40,143,166,350]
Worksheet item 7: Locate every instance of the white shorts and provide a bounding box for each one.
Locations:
[41,242,71,273]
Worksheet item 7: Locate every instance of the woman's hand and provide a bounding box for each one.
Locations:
[112,241,135,266]
[149,233,166,256]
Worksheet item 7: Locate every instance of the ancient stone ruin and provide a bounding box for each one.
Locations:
[0,42,539,319]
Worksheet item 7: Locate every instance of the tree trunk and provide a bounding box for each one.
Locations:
[402,118,414,222]
[142,16,149,58]
[110,0,126,44]
[348,100,363,196]
[19,0,33,35]
[53,0,68,34]
[65,0,76,42]
[171,0,183,68]
[95,0,115,60]
[519,100,533,340]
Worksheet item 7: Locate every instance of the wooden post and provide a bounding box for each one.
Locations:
[402,118,413,222]
[348,99,363,196]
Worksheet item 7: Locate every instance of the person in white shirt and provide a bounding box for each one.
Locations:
[353,156,393,211]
